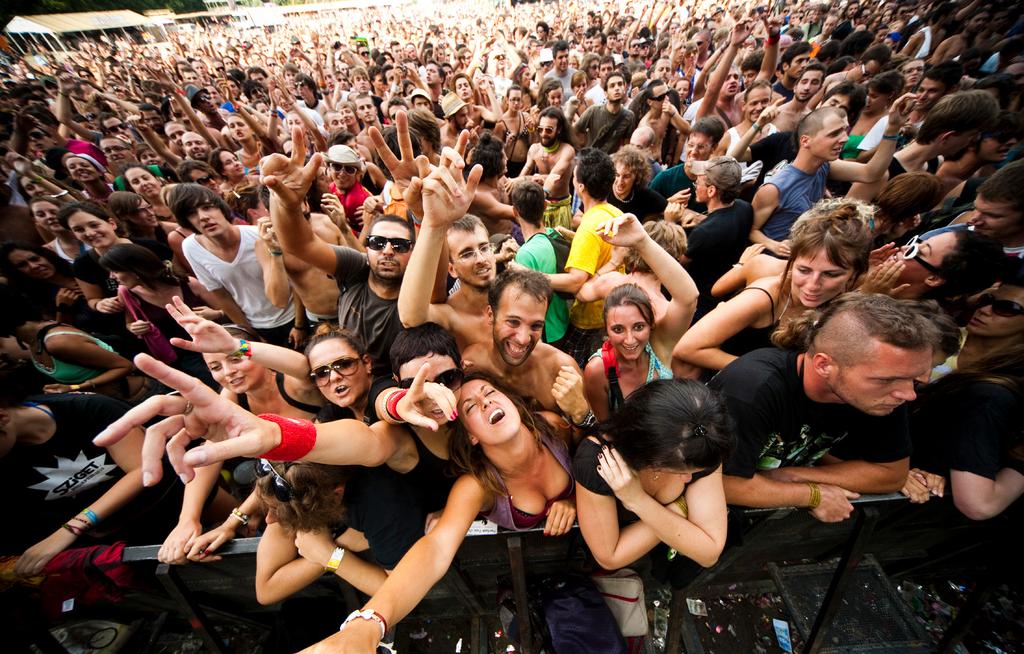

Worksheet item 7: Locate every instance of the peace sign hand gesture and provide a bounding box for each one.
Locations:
[261,126,324,210]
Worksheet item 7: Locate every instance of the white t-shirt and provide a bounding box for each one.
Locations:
[585,84,607,106]
[183,225,294,329]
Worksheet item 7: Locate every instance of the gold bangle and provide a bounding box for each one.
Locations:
[674,495,689,519]
[807,482,822,509]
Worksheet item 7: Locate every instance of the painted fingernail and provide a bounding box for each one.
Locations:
[179,473,189,484]
[143,472,153,487]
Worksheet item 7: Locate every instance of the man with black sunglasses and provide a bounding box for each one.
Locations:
[325,145,370,234]
[264,127,414,379]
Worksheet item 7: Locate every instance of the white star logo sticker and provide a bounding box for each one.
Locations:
[28,451,118,501]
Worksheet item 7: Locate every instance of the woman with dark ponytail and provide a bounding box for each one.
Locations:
[573,378,734,572]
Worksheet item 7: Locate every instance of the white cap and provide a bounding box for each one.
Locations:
[539,48,554,64]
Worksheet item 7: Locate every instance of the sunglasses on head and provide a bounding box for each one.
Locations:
[194,175,213,185]
[29,131,45,139]
[399,367,464,390]
[366,235,413,253]
[309,356,362,385]
[330,162,360,175]
[976,293,1024,317]
[255,458,294,501]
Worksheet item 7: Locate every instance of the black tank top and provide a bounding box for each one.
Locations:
[237,371,321,415]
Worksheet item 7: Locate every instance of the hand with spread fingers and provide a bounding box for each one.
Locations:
[166,296,241,355]
[261,126,323,210]
[93,353,284,486]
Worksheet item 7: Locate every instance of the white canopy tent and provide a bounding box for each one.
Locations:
[4,11,156,54]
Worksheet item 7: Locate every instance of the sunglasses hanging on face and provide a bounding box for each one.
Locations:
[255,458,294,501]
[309,356,361,385]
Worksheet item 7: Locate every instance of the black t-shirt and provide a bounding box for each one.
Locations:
[609,187,668,222]
[72,239,173,296]
[748,131,797,187]
[685,200,754,319]
[573,437,713,526]
[911,380,1023,480]
[343,465,426,569]
[1,394,180,552]
[708,348,912,478]
[332,246,403,380]
[771,81,795,102]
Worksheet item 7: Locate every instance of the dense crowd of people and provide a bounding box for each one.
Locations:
[1,0,1022,650]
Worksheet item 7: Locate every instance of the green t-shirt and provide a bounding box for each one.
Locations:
[515,228,569,342]
[649,165,707,213]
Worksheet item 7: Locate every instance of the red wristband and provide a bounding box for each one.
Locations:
[385,389,408,422]
[257,414,317,461]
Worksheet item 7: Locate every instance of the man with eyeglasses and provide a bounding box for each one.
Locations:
[398,201,497,351]
[264,128,414,378]
[650,117,725,215]
[100,137,135,170]
[326,145,370,235]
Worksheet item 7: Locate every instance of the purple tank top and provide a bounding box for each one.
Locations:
[481,432,575,530]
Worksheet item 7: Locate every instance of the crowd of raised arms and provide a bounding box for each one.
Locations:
[0,0,1022,650]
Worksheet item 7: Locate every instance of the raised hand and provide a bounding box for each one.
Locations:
[417,146,483,228]
[166,295,241,354]
[368,110,418,192]
[595,213,647,247]
[730,19,753,47]
[394,365,459,432]
[887,93,917,132]
[756,96,786,125]
[93,354,284,485]
[859,258,911,297]
[261,126,324,209]
[257,216,283,253]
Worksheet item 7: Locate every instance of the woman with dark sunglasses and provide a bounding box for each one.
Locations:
[159,299,451,564]
[906,265,1024,519]
[931,279,1024,379]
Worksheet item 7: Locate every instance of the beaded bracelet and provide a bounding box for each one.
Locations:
[233,339,253,358]
[230,508,249,526]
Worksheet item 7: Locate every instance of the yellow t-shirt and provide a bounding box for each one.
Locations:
[566,202,623,330]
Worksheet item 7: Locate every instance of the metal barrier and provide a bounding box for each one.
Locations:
[115,493,1008,653]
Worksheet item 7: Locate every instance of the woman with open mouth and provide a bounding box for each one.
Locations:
[95,362,572,653]
[157,299,453,567]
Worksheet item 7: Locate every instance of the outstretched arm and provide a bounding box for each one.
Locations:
[696,21,749,120]
[263,126,339,274]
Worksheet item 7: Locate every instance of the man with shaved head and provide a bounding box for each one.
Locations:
[180,131,212,161]
[709,294,946,523]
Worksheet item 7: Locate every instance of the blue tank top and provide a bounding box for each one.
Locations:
[761,162,829,241]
